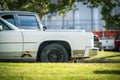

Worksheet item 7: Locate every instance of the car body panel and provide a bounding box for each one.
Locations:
[0,11,96,61]
[0,31,23,58]
[21,30,94,58]
[115,34,120,51]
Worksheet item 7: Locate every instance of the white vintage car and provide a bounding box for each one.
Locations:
[0,17,97,62]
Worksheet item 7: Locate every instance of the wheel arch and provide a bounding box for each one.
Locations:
[36,40,71,61]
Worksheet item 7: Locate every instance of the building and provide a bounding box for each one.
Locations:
[42,2,105,31]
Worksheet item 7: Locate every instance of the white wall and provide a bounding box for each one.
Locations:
[43,2,105,31]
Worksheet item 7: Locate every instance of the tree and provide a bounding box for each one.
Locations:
[77,0,120,29]
[1,0,120,29]
[0,0,75,20]
[0,0,50,19]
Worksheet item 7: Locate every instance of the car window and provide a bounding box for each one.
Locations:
[94,36,99,41]
[116,34,120,39]
[1,15,15,25]
[18,15,39,30]
[118,35,120,39]
[0,20,11,30]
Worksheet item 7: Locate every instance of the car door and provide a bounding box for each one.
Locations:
[0,19,23,59]
[115,34,120,51]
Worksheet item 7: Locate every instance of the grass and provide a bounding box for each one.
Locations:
[0,63,120,80]
[87,51,120,61]
[0,51,120,80]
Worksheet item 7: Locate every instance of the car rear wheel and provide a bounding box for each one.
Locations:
[40,44,68,62]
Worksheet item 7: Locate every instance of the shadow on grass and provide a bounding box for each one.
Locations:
[101,55,120,59]
[98,55,120,60]
[94,70,120,75]
[0,59,36,63]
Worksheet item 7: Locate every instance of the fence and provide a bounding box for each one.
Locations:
[42,19,105,31]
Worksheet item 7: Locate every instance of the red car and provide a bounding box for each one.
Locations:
[115,34,120,51]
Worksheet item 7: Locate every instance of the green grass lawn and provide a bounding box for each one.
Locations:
[0,63,120,80]
[0,51,120,80]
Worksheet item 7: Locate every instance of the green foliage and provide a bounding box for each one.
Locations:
[0,0,75,19]
[2,0,51,19]
[0,0,120,29]
[79,0,120,29]
[57,0,75,16]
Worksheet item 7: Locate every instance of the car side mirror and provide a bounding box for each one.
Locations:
[0,25,3,31]
[43,26,47,31]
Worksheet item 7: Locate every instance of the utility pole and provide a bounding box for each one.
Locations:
[91,7,94,31]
